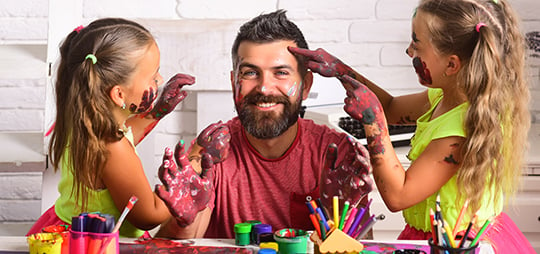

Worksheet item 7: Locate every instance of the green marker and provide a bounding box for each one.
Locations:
[338,201,350,230]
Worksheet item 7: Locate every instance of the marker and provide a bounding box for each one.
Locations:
[332,196,339,230]
[347,207,365,236]
[338,201,350,230]
[316,208,330,231]
[354,214,384,239]
[316,198,330,221]
[309,213,322,239]
[306,201,316,214]
[342,207,358,233]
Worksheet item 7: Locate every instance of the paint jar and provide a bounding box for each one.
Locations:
[259,242,279,251]
[428,237,478,254]
[244,220,262,244]
[258,248,277,254]
[252,223,272,245]
[273,228,308,254]
[42,224,70,254]
[27,232,63,254]
[234,223,252,246]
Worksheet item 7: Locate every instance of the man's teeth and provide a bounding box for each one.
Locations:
[257,102,276,108]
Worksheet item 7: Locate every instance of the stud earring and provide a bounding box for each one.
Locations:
[121,103,126,110]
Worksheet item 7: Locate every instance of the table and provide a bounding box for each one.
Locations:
[0,236,494,253]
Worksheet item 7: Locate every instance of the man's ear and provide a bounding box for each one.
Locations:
[301,71,314,100]
[446,55,461,76]
[109,85,126,108]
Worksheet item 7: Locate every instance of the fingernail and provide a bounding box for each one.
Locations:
[180,139,185,146]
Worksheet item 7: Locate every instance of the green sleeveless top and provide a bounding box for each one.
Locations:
[402,88,502,232]
[54,127,145,238]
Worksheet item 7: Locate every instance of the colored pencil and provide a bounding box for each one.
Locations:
[459,212,478,248]
[443,219,456,248]
[429,208,438,245]
[470,217,493,247]
[453,199,469,237]
[338,201,350,230]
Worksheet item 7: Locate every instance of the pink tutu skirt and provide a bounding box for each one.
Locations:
[397,212,535,254]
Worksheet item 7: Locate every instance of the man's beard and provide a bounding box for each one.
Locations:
[237,92,301,139]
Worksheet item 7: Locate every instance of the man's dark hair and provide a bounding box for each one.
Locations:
[231,9,309,76]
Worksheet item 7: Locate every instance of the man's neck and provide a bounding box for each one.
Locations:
[245,121,299,159]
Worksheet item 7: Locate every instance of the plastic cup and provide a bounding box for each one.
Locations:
[27,232,63,254]
[428,237,479,254]
[273,228,308,254]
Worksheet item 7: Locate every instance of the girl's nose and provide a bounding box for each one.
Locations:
[405,43,414,58]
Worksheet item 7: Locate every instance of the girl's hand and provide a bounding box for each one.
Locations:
[196,121,231,163]
[148,73,195,119]
[155,141,214,227]
[287,47,354,78]
[342,75,387,155]
[320,141,373,208]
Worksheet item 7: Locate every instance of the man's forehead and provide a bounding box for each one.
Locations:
[237,40,299,68]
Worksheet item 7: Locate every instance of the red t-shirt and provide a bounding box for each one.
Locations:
[204,117,365,238]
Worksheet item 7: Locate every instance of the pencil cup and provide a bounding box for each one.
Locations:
[310,228,364,254]
[27,232,64,254]
[428,237,478,254]
[273,228,308,254]
[69,229,119,254]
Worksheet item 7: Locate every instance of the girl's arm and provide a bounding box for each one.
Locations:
[342,75,463,212]
[126,73,195,145]
[288,47,430,125]
[102,138,171,230]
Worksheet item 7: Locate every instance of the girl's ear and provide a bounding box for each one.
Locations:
[445,55,461,76]
[110,85,126,108]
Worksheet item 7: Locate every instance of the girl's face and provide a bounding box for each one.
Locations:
[406,11,449,88]
[125,42,163,114]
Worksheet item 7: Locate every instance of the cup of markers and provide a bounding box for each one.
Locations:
[70,212,119,254]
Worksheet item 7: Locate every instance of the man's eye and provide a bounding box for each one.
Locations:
[240,70,257,79]
[276,70,289,77]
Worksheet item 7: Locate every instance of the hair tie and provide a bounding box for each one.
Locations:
[85,54,97,65]
[73,25,84,33]
[476,22,486,33]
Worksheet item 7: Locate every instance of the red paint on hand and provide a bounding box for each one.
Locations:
[288,47,355,78]
[320,141,373,208]
[155,141,214,227]
[197,121,231,163]
[147,73,195,119]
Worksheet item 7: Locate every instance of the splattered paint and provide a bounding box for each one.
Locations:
[413,57,432,85]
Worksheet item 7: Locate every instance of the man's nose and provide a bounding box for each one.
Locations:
[256,73,278,94]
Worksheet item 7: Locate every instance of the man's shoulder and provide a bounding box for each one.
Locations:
[299,118,348,140]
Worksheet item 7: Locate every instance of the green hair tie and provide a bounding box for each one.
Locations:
[85,54,97,64]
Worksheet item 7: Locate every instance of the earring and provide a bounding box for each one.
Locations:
[121,103,126,110]
[443,72,448,77]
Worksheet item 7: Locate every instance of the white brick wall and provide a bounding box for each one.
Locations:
[0,0,539,234]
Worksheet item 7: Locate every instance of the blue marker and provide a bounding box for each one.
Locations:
[316,207,330,231]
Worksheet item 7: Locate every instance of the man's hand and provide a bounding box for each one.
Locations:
[288,47,354,78]
[320,141,374,209]
[196,121,231,164]
[148,73,195,119]
[155,140,214,227]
